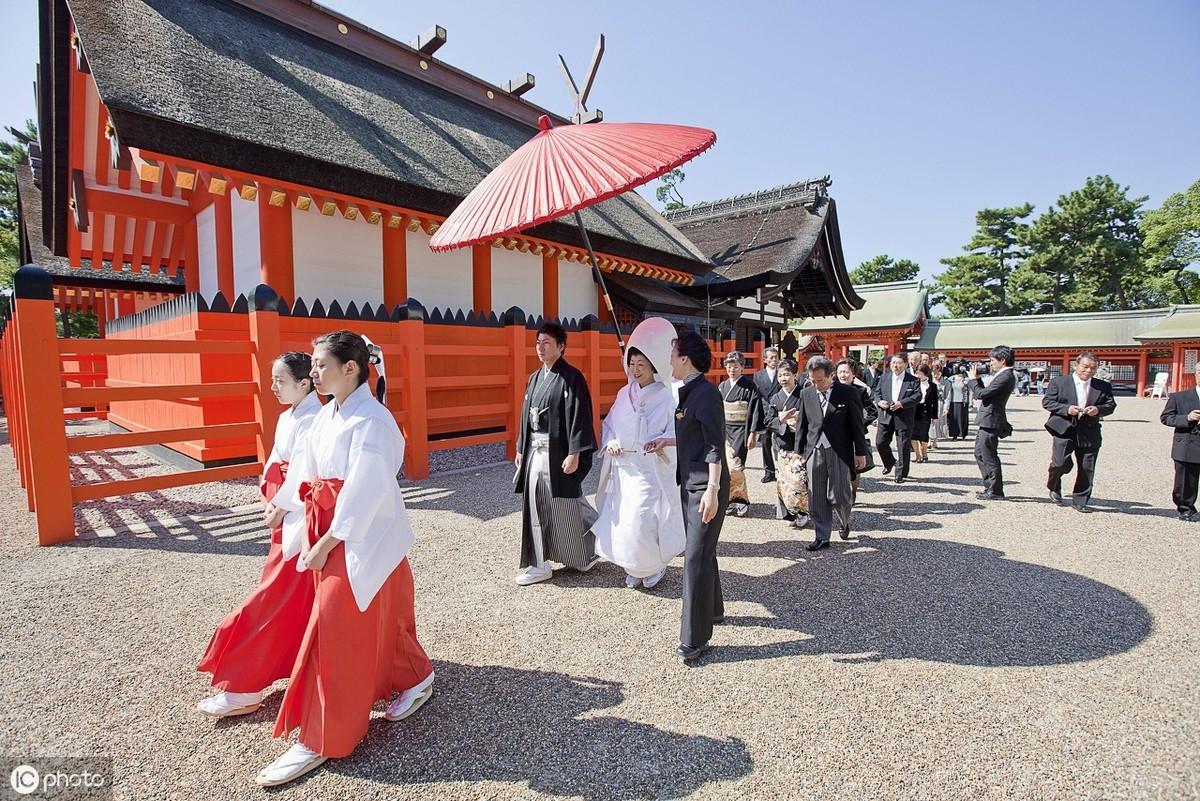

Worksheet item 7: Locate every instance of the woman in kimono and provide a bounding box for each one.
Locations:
[836,358,876,499]
[592,318,685,589]
[645,330,729,661]
[257,331,434,787]
[717,351,763,517]
[196,352,321,718]
[910,364,938,462]
[767,359,809,528]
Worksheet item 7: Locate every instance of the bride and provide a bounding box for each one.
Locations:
[592,317,686,589]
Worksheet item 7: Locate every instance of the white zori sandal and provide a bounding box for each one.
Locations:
[385,671,435,721]
[256,743,327,787]
[196,690,264,718]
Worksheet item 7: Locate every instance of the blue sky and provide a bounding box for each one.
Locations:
[3,0,1197,279]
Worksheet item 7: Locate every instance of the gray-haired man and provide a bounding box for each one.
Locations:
[795,356,868,550]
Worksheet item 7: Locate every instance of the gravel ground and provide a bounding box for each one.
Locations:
[0,395,1196,800]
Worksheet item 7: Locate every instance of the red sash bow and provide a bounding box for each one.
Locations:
[300,478,345,547]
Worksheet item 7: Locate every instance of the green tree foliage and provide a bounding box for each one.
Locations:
[655,168,686,210]
[1140,178,1200,305]
[931,204,1033,317]
[1,120,37,289]
[848,254,919,285]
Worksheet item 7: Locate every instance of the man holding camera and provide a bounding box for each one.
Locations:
[1160,361,1200,520]
[969,346,1017,500]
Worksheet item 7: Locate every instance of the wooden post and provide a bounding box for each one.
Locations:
[258,196,295,304]
[472,244,492,314]
[504,307,528,462]
[1136,350,1149,397]
[247,285,281,465]
[542,254,558,320]
[397,299,429,479]
[580,316,603,440]
[12,267,76,545]
[383,223,408,309]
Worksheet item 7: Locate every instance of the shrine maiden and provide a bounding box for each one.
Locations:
[196,352,321,718]
[258,331,434,787]
[592,317,686,589]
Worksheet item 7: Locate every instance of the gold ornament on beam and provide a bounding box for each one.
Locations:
[268,188,287,207]
[386,213,404,228]
[320,198,337,216]
[238,182,258,201]
[294,192,313,211]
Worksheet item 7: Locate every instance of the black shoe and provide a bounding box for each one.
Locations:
[1180,511,1196,521]
[839,527,851,540]
[1073,504,1090,513]
[761,473,775,483]
[806,540,829,552]
[895,476,905,484]
[882,465,893,475]
[676,643,710,661]
[976,491,1004,500]
[1049,490,1063,505]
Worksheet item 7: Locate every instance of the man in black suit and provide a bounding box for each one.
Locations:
[753,347,782,483]
[871,352,920,483]
[969,346,1017,500]
[795,356,868,550]
[1042,352,1117,512]
[1160,362,1200,520]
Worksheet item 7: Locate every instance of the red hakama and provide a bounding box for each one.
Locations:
[197,462,316,692]
[273,478,434,758]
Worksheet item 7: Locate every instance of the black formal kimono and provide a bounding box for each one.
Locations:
[718,376,763,508]
[515,358,597,570]
[674,374,730,651]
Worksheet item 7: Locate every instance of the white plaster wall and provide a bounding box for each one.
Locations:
[292,207,384,308]
[405,229,473,313]
[196,204,218,299]
[558,260,597,320]
[230,193,262,299]
[490,247,542,317]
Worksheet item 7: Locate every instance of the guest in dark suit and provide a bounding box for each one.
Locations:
[1160,362,1200,520]
[910,364,939,463]
[871,353,921,483]
[837,358,876,498]
[1042,352,1117,512]
[645,331,729,662]
[969,346,1017,500]
[753,347,782,483]
[795,356,868,550]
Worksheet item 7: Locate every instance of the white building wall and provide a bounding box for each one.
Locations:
[196,204,218,300]
[558,260,597,321]
[490,247,543,317]
[405,229,473,312]
[230,193,262,299]
[291,207,384,308]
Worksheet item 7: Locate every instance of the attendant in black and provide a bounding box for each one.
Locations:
[794,357,868,550]
[1042,352,1117,512]
[646,331,729,662]
[910,364,938,463]
[1160,362,1200,520]
[968,346,1017,500]
[766,358,806,524]
[871,353,920,482]
[753,347,782,482]
[836,358,876,497]
[718,351,763,517]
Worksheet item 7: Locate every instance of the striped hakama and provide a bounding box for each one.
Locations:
[805,445,854,542]
[524,433,598,570]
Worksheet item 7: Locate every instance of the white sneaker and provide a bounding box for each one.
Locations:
[385,672,435,721]
[255,743,326,787]
[642,567,667,589]
[196,690,264,718]
[624,574,641,588]
[515,565,553,586]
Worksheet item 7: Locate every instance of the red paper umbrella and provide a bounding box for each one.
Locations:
[430,115,716,350]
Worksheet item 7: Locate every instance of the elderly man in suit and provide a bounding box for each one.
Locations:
[1043,352,1117,512]
[754,346,783,483]
[969,346,1017,501]
[795,356,868,550]
[1160,362,1200,521]
[872,353,921,483]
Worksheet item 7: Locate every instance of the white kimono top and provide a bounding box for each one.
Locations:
[288,381,414,612]
[268,390,322,560]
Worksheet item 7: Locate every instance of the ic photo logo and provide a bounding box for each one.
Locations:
[4,759,111,799]
[9,766,38,795]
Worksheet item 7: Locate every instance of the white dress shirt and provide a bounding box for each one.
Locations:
[1073,376,1092,409]
[890,372,904,404]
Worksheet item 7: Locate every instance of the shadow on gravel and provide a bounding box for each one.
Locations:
[710,536,1152,668]
[317,662,753,798]
[64,506,271,557]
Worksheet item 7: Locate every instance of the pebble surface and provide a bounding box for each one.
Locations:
[0,396,1195,800]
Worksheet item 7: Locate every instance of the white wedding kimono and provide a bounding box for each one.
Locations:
[268,390,322,560]
[283,382,414,611]
[592,378,686,578]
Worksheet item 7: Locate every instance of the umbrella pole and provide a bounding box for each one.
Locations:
[573,211,626,354]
